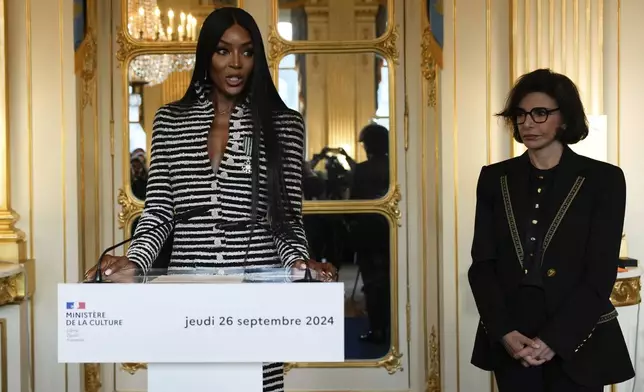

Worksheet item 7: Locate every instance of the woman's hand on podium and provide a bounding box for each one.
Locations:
[294,259,337,282]
[84,255,137,283]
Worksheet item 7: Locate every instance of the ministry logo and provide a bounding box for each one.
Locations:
[66,301,85,310]
[63,301,124,342]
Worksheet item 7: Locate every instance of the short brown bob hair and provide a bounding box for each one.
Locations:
[496,68,589,144]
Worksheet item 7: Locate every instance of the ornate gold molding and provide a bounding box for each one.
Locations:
[0,211,26,262]
[375,24,400,64]
[382,184,402,227]
[115,30,137,66]
[285,346,404,375]
[421,27,438,108]
[84,363,101,392]
[266,23,400,67]
[382,347,403,374]
[611,276,641,307]
[117,188,141,229]
[121,362,148,374]
[267,29,291,70]
[80,29,98,109]
[0,270,26,306]
[425,326,440,392]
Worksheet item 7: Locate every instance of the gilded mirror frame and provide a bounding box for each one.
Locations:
[117,0,244,58]
[267,0,403,371]
[269,0,395,51]
[111,0,405,378]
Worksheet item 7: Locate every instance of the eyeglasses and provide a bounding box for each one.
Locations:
[513,107,560,125]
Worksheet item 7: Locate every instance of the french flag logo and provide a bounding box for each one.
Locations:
[66,302,86,310]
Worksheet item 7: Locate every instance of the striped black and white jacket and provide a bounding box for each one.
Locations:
[126,82,310,273]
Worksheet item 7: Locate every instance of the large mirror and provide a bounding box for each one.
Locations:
[126,52,392,202]
[126,0,239,43]
[127,210,393,361]
[303,211,392,360]
[277,52,392,201]
[276,0,388,42]
[127,53,195,200]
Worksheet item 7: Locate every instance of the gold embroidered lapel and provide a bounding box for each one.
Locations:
[500,176,524,268]
[540,176,585,264]
[500,175,586,270]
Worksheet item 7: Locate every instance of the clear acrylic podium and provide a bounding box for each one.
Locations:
[57,267,345,392]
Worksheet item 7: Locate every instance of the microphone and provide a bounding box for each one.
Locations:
[216,219,321,282]
[90,204,214,283]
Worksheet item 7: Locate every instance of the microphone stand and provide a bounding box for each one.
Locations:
[271,225,321,283]
[293,262,320,283]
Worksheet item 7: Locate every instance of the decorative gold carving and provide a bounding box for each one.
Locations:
[121,362,148,374]
[421,27,438,107]
[267,28,293,69]
[285,347,404,375]
[382,347,403,374]
[0,210,26,262]
[117,188,140,229]
[84,363,102,392]
[375,24,399,64]
[81,28,98,109]
[425,326,440,392]
[0,271,25,306]
[382,184,402,227]
[611,276,641,307]
[116,29,137,66]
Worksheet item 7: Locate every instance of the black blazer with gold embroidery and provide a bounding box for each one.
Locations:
[468,146,634,386]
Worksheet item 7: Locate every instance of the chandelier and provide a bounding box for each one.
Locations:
[127,0,199,85]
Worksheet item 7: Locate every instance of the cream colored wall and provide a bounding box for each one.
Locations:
[436,1,643,392]
[5,0,82,391]
[437,1,511,391]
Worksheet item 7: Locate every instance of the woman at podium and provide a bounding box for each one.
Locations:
[467,69,634,391]
[86,6,336,391]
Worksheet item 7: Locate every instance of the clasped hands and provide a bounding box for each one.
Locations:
[502,331,556,367]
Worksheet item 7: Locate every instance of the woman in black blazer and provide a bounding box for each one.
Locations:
[468,68,635,391]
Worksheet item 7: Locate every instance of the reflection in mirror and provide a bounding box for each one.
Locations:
[128,54,196,201]
[303,211,391,360]
[127,0,238,42]
[278,52,391,200]
[130,210,392,360]
[277,0,388,41]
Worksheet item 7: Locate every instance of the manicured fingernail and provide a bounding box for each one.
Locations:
[105,269,112,276]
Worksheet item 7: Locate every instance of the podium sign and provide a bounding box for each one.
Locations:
[58,282,345,363]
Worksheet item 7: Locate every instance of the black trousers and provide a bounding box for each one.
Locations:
[495,357,602,392]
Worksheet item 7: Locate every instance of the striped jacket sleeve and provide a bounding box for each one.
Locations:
[274,111,310,268]
[126,109,175,272]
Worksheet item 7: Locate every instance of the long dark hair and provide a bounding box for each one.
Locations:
[180,7,292,230]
